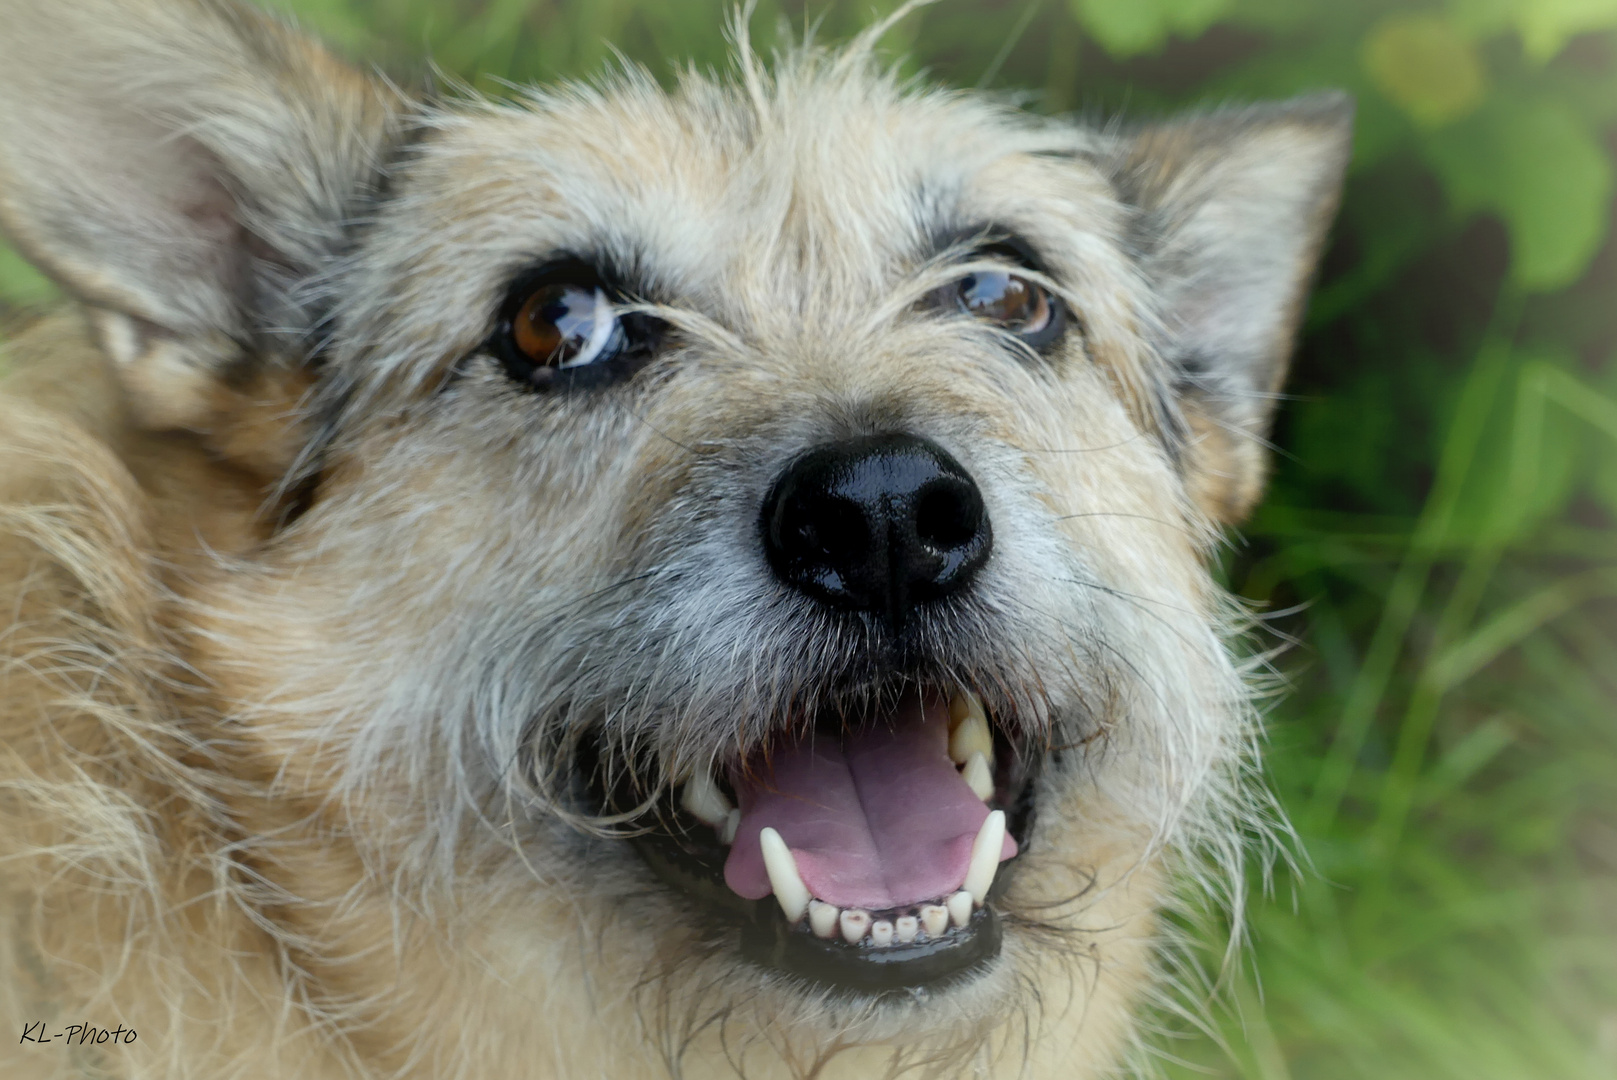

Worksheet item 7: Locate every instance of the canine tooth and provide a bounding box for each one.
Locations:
[947,890,973,928]
[808,899,839,939]
[962,751,994,802]
[758,827,811,923]
[680,771,732,827]
[948,712,993,767]
[895,915,919,944]
[839,908,872,945]
[870,920,894,947]
[949,689,986,731]
[963,809,1006,906]
[719,808,740,845]
[920,905,949,938]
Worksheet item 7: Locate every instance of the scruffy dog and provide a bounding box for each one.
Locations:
[0,0,1350,1076]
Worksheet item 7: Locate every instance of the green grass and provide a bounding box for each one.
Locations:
[3,2,1614,1077]
[1168,297,1617,1080]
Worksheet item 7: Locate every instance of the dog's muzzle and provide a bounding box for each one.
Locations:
[607,434,1040,996]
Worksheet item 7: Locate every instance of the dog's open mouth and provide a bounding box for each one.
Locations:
[604,689,1040,995]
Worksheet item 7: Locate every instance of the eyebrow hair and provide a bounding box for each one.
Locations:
[920,222,1055,275]
[492,239,668,313]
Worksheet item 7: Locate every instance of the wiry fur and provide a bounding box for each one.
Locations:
[0,1,1351,1077]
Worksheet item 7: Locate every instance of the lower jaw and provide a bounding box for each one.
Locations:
[631,810,1027,998]
[737,885,1009,996]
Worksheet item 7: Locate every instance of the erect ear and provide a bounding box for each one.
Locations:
[0,0,405,438]
[1113,94,1353,525]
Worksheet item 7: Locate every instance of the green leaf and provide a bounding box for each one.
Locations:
[1515,0,1617,60]
[1423,94,1613,290]
[1362,13,1487,128]
[1069,0,1232,58]
[1459,0,1617,62]
[1069,0,1167,57]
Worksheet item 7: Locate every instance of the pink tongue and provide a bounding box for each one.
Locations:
[723,695,1017,911]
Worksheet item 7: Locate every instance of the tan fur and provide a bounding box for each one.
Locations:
[0,2,1350,1076]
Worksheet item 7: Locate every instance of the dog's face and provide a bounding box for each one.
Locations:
[0,1,1348,1074]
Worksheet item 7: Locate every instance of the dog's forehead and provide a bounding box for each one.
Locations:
[373,75,1116,334]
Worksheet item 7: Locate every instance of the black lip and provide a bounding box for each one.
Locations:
[620,730,1041,998]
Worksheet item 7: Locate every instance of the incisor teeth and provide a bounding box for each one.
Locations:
[758,827,811,923]
[947,890,973,928]
[895,915,919,943]
[920,905,950,938]
[839,908,872,945]
[948,712,993,767]
[680,771,733,827]
[719,808,740,845]
[870,920,894,947]
[963,809,1006,906]
[962,751,994,802]
[808,899,839,939]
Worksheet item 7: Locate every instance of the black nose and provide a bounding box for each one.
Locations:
[760,434,992,630]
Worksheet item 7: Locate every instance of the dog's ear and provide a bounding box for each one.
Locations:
[1114,94,1353,524]
[0,0,404,433]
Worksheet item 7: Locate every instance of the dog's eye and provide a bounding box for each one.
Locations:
[955,271,1052,335]
[933,260,1067,351]
[511,283,623,370]
[491,262,664,391]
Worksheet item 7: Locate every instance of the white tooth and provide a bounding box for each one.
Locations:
[920,905,950,938]
[870,920,894,947]
[962,810,1006,906]
[839,908,872,945]
[895,915,919,944]
[962,752,994,802]
[949,689,986,732]
[947,890,973,928]
[948,712,993,767]
[680,770,732,827]
[759,827,811,923]
[808,899,839,939]
[719,808,740,845]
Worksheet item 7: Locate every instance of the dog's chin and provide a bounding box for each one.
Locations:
[577,686,1044,1002]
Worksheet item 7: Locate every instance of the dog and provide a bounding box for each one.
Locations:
[0,1,1350,1076]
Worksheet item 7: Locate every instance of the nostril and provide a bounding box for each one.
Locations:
[913,481,982,552]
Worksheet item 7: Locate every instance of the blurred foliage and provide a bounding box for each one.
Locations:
[2,0,1614,1077]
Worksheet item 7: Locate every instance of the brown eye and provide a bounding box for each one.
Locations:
[489,260,667,392]
[510,283,624,369]
[956,271,1052,335]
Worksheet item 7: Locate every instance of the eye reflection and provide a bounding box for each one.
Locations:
[940,267,1059,344]
[957,271,1051,333]
[512,284,625,369]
